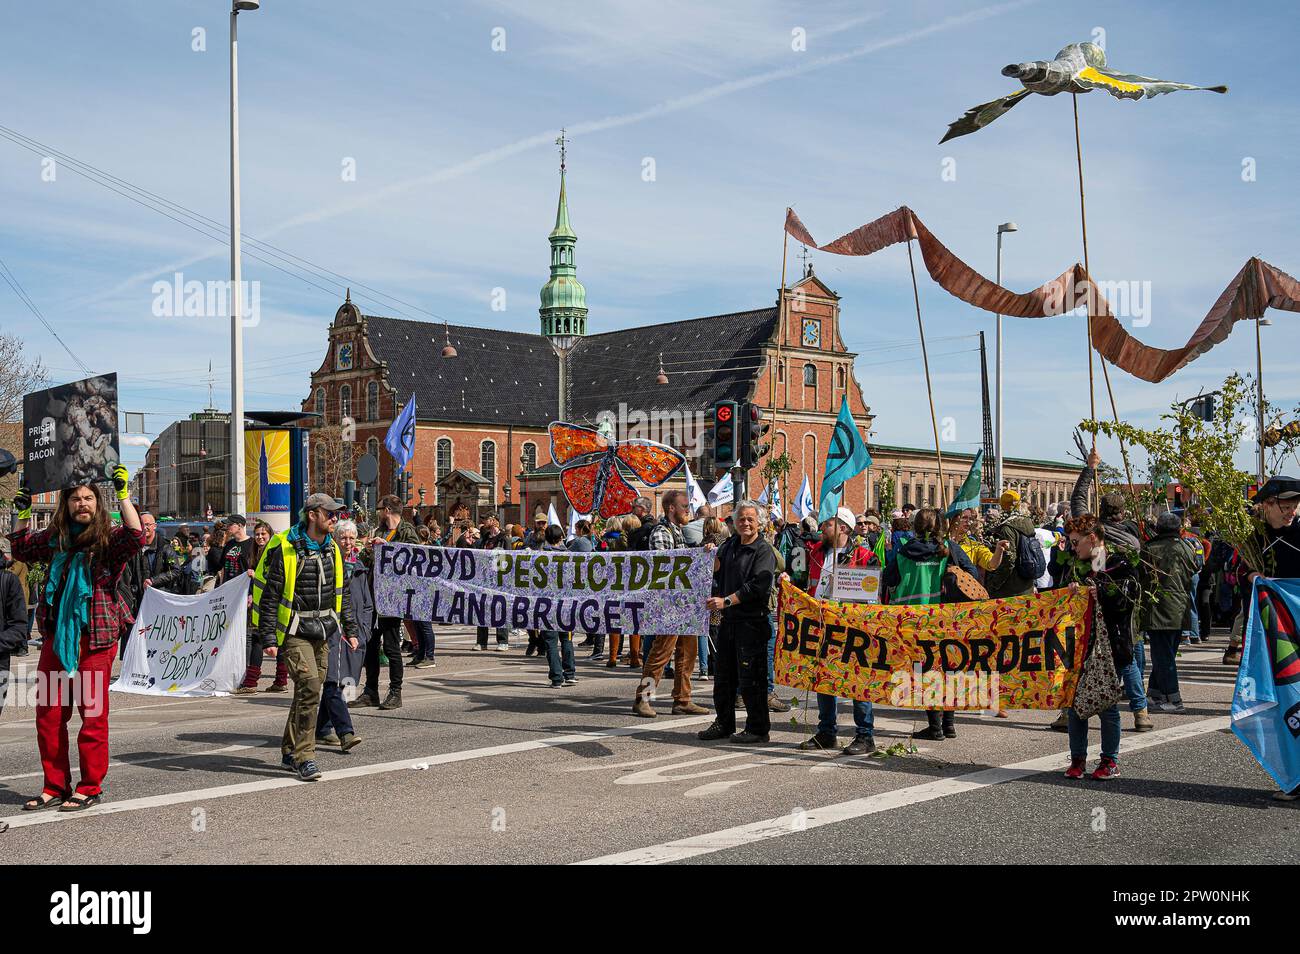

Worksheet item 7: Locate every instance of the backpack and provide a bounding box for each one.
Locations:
[1014,527,1047,581]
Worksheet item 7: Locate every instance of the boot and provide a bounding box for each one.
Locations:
[672,701,709,715]
[941,710,957,739]
[912,710,946,741]
[379,688,403,710]
[1049,709,1070,732]
[1133,708,1154,732]
[340,733,362,752]
[348,690,379,709]
[632,698,656,718]
[767,693,791,713]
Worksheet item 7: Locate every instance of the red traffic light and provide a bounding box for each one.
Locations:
[716,405,733,423]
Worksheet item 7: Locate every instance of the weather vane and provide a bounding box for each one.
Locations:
[556,127,568,173]
[797,244,812,274]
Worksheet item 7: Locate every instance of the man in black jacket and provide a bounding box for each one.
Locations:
[698,500,776,744]
[0,552,28,717]
[119,512,186,658]
[255,493,357,781]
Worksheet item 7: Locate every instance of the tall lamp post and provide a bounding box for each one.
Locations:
[1256,316,1271,484]
[995,221,1018,496]
[229,0,259,515]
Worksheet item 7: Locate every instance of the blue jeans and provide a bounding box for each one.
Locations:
[816,694,875,739]
[1147,629,1182,703]
[698,627,712,674]
[414,620,435,661]
[317,681,354,738]
[1068,703,1121,760]
[543,631,575,685]
[1184,572,1201,638]
[1120,636,1147,712]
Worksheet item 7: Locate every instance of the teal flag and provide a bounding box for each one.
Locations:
[945,449,983,519]
[818,397,872,522]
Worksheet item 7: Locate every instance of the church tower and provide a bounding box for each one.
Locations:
[539,129,587,349]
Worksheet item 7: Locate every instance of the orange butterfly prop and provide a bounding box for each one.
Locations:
[548,422,685,520]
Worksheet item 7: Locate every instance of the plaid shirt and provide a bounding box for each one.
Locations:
[648,517,685,551]
[9,524,145,652]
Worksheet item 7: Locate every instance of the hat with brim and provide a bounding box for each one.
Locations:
[304,492,345,513]
[1254,476,1300,503]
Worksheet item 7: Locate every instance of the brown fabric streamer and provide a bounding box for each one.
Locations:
[785,206,1300,384]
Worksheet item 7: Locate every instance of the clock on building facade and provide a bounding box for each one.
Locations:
[801,319,820,348]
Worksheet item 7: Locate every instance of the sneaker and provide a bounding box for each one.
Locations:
[767,694,791,713]
[281,753,295,772]
[495,644,509,652]
[348,691,379,709]
[1091,757,1120,780]
[1153,700,1186,713]
[798,732,840,751]
[295,760,323,782]
[379,689,403,710]
[316,733,340,746]
[1133,708,1154,732]
[632,699,656,718]
[696,721,732,741]
[265,683,288,693]
[696,671,710,681]
[545,682,563,689]
[843,735,876,756]
[233,685,258,695]
[912,725,945,741]
[729,730,769,744]
[340,733,362,752]
[671,701,709,715]
[1064,756,1086,779]
[413,659,437,670]
[472,645,484,652]
[562,679,578,687]
[590,652,606,661]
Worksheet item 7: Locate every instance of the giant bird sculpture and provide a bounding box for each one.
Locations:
[940,42,1227,143]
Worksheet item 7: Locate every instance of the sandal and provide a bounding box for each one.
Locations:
[22,791,68,812]
[58,793,102,813]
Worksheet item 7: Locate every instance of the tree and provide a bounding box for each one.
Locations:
[1080,372,1299,571]
[0,333,48,424]
[310,425,360,499]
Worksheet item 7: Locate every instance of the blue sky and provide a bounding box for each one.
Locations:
[2,0,1296,479]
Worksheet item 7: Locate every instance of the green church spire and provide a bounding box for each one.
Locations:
[540,129,587,343]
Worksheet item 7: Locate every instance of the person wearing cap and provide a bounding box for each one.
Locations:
[800,506,880,755]
[253,492,358,782]
[1138,510,1200,716]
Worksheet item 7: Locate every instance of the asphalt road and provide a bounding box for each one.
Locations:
[1,628,1294,865]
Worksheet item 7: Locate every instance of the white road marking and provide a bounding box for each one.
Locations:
[0,742,269,783]
[572,716,1232,865]
[685,780,750,798]
[0,713,717,830]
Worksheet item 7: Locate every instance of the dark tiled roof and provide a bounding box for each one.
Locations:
[363,307,778,429]
[366,316,558,426]
[569,308,777,421]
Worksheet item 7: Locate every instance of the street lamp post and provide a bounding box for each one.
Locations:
[229,0,258,515]
[995,222,1018,496]
[1256,317,1270,483]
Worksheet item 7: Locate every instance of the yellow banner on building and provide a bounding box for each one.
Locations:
[775,579,1093,710]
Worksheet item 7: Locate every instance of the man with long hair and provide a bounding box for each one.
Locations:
[10,466,143,812]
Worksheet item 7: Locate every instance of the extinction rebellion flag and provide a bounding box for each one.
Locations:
[1232,577,1300,792]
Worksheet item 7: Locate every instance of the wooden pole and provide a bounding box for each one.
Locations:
[906,238,947,514]
[772,220,790,512]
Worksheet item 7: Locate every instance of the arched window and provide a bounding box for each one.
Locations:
[777,360,785,383]
[315,387,325,417]
[367,382,379,421]
[339,385,352,421]
[480,440,496,496]
[836,366,847,389]
[902,483,911,507]
[521,442,537,472]
[366,437,379,464]
[803,363,817,386]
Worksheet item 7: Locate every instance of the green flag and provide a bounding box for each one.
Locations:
[945,449,983,519]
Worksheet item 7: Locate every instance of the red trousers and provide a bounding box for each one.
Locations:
[35,634,113,797]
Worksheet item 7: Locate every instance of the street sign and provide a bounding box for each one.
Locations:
[357,452,379,486]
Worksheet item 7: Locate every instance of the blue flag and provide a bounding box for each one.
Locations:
[946,450,983,519]
[818,396,871,522]
[1232,577,1300,793]
[385,395,417,472]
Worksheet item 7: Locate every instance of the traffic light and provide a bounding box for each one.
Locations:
[740,402,771,469]
[712,400,738,469]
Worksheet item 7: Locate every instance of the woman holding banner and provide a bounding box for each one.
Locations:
[10,468,143,812]
[1056,514,1139,781]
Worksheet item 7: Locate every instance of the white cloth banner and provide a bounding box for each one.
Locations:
[684,463,708,515]
[111,574,250,697]
[547,501,561,527]
[707,472,734,506]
